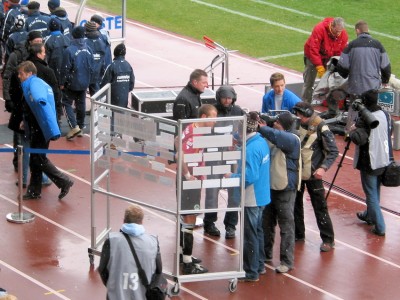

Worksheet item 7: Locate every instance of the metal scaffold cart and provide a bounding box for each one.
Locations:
[88,84,246,294]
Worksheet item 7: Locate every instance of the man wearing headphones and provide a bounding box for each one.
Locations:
[203,85,245,239]
[292,101,338,252]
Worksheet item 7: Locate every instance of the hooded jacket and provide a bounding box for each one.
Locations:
[100,55,135,108]
[44,30,71,83]
[231,133,271,207]
[60,38,94,91]
[85,30,108,84]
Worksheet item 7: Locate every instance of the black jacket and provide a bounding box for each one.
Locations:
[3,44,28,133]
[172,82,202,120]
[28,55,61,115]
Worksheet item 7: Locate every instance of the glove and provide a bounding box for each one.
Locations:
[5,100,14,113]
[316,65,326,78]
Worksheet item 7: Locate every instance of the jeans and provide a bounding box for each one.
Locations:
[263,190,295,268]
[294,179,335,243]
[62,89,87,129]
[243,205,265,280]
[360,171,385,233]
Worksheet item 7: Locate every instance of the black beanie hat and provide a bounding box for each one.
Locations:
[276,112,294,131]
[91,14,104,26]
[114,43,126,57]
[28,30,42,42]
[72,26,85,39]
[48,18,61,32]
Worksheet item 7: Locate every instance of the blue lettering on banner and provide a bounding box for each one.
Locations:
[80,16,122,30]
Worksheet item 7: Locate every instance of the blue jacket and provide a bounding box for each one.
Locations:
[259,126,300,191]
[6,30,27,60]
[1,4,21,41]
[100,55,135,107]
[25,11,51,38]
[22,75,60,142]
[50,14,73,39]
[85,31,108,84]
[232,133,271,207]
[262,89,300,114]
[60,38,94,91]
[44,31,71,83]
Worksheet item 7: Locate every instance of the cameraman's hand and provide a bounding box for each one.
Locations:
[313,167,326,180]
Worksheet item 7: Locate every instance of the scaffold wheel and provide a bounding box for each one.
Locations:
[229,278,238,292]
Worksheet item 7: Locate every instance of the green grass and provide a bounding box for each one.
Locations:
[85,0,400,75]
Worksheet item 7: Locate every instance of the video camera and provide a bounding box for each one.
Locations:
[351,99,379,129]
[259,110,300,131]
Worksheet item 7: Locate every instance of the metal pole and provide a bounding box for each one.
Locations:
[325,138,351,200]
[224,48,229,84]
[6,145,35,223]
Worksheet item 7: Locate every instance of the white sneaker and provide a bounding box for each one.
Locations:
[66,126,81,140]
[275,264,290,273]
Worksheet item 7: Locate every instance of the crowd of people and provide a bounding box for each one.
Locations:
[1,1,395,297]
[1,0,135,199]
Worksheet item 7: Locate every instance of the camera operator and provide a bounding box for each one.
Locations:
[258,112,301,273]
[348,90,392,236]
[292,101,338,252]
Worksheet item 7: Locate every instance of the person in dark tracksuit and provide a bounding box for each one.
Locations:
[60,26,94,140]
[85,20,108,96]
[90,13,112,67]
[50,7,73,39]
[44,18,70,86]
[259,112,300,273]
[24,1,50,38]
[100,43,135,108]
[5,14,27,63]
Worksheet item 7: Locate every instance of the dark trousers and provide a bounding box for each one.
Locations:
[263,189,296,268]
[204,186,239,230]
[27,123,70,195]
[294,179,335,243]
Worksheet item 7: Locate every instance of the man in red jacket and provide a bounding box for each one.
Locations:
[301,17,348,103]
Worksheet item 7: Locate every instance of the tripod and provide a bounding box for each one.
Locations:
[325,138,351,200]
